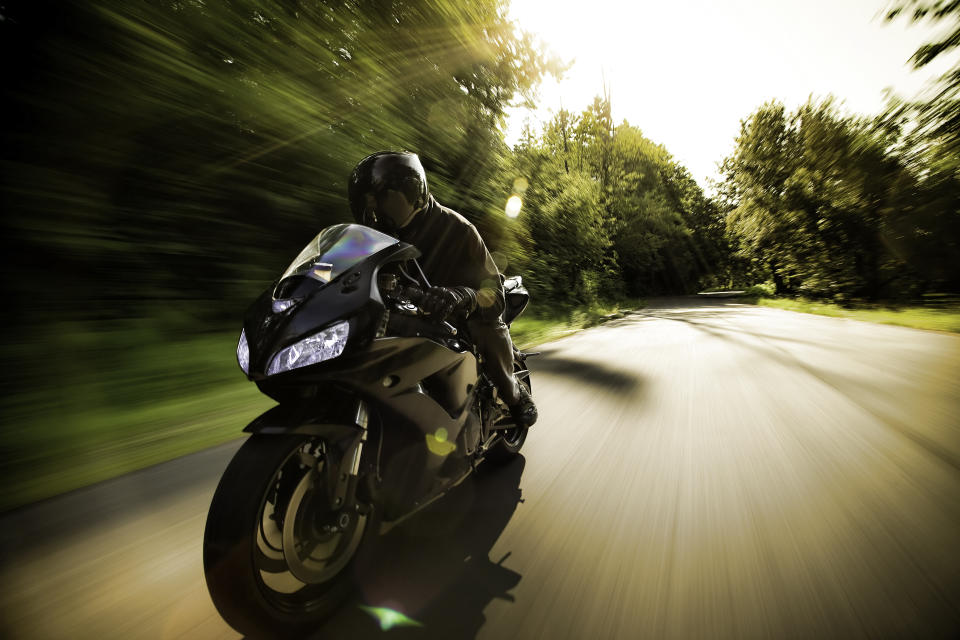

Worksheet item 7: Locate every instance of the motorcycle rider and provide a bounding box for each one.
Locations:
[348,151,537,427]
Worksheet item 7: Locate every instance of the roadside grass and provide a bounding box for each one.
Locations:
[3,385,274,512]
[510,298,645,349]
[752,297,960,333]
[1,299,644,512]
[1,328,274,512]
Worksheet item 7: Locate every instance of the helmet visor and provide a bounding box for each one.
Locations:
[371,189,418,228]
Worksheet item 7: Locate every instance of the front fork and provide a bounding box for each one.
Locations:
[326,399,370,513]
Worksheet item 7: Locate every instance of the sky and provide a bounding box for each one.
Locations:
[504,0,958,192]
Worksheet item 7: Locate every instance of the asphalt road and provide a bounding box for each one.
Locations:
[2,298,959,639]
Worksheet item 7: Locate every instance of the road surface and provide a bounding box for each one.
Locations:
[2,298,959,639]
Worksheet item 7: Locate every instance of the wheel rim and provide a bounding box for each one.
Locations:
[502,426,526,447]
[282,470,366,583]
[252,439,367,612]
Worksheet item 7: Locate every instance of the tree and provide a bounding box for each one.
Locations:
[0,0,559,331]
[720,97,954,300]
[508,97,724,303]
[886,0,960,160]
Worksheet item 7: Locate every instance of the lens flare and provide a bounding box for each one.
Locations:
[358,606,423,631]
[505,195,523,218]
[425,428,456,456]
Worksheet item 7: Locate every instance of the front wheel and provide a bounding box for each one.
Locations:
[203,434,374,638]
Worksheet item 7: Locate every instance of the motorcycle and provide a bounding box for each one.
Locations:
[203,223,534,638]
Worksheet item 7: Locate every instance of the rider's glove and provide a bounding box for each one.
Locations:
[421,286,477,320]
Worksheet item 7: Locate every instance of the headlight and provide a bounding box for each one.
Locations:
[267,320,349,376]
[237,329,250,374]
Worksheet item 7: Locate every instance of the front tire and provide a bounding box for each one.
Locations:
[203,434,374,638]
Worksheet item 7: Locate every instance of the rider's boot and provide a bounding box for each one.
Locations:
[509,385,538,427]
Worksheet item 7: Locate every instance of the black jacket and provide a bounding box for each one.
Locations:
[395,195,504,321]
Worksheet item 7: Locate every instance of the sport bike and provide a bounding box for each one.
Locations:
[203,223,534,637]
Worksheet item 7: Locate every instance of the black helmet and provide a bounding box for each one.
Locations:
[348,151,429,229]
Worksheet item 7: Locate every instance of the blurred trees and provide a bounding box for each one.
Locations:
[1,0,558,334]
[719,97,958,300]
[716,2,960,301]
[886,0,960,162]
[505,97,725,307]
[3,0,953,335]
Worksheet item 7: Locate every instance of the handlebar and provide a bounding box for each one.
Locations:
[396,285,457,335]
[400,285,425,304]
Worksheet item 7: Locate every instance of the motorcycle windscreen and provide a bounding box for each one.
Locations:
[280,224,399,284]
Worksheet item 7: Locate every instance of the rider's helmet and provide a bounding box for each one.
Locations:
[348,151,429,231]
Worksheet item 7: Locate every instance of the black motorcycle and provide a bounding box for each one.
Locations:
[203,223,534,638]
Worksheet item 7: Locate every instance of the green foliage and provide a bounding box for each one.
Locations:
[527,173,611,305]
[755,298,960,334]
[716,3,960,302]
[509,298,644,349]
[1,0,559,332]
[0,0,561,375]
[885,0,960,160]
[0,327,274,511]
[719,97,959,300]
[507,96,726,308]
[743,282,776,298]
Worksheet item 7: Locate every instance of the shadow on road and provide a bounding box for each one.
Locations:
[300,457,527,640]
[639,306,826,348]
[642,305,843,361]
[529,352,642,394]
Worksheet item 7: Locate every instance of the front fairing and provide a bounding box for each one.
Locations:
[239,225,486,522]
[242,224,420,383]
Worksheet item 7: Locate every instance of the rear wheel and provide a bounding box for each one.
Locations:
[203,434,374,638]
[487,419,528,464]
[487,358,531,465]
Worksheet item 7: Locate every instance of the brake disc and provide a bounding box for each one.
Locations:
[281,469,366,584]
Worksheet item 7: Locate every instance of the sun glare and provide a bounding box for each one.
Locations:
[507,0,955,190]
[505,195,523,218]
